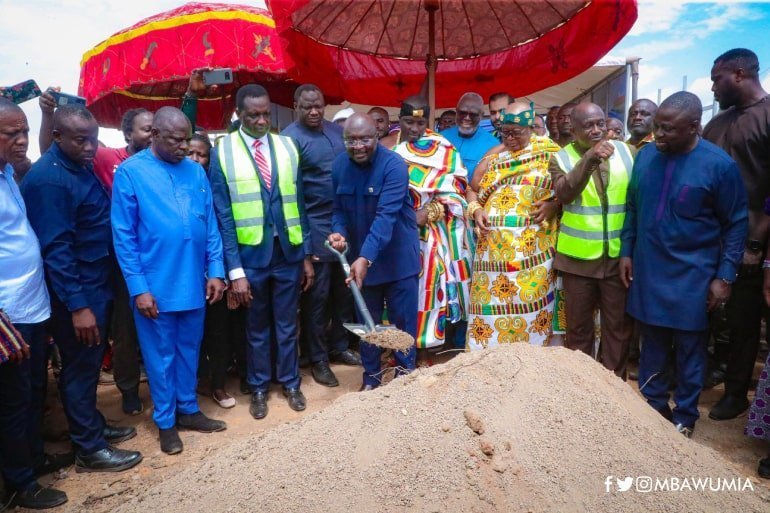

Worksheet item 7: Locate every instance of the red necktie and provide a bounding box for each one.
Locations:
[252,139,271,190]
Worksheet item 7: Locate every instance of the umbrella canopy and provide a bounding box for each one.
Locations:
[79,2,296,130]
[269,0,638,110]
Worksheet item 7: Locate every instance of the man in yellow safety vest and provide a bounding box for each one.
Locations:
[549,102,636,378]
[209,84,314,420]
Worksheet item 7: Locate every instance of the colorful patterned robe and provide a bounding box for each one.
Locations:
[467,136,561,350]
[392,130,472,349]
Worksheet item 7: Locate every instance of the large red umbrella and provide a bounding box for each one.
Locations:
[269,0,638,112]
[79,2,298,130]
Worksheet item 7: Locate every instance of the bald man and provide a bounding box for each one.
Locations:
[367,107,391,139]
[0,99,69,507]
[329,114,419,389]
[112,107,227,455]
[442,92,499,182]
[550,102,636,379]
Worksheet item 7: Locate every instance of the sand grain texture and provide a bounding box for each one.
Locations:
[111,345,770,513]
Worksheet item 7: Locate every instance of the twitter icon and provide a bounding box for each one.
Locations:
[616,477,633,492]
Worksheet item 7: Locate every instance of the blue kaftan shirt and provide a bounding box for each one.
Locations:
[111,149,224,312]
[620,138,748,331]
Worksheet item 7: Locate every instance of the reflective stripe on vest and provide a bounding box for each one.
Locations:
[217,132,303,246]
[555,141,633,260]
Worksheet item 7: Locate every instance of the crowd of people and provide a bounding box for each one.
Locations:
[0,47,769,509]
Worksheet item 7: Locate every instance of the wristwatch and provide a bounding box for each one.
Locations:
[366,259,373,268]
[720,278,733,286]
[747,239,762,252]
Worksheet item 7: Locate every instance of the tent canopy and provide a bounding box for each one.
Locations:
[325,56,638,120]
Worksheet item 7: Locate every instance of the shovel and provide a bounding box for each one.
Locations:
[325,240,414,353]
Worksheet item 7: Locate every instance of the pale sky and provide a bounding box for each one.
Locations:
[0,0,266,159]
[2,0,768,160]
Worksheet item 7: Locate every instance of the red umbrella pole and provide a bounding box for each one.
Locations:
[426,0,439,124]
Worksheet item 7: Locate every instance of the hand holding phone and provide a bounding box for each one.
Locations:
[48,90,86,107]
[0,79,42,105]
[202,68,233,86]
[39,87,59,114]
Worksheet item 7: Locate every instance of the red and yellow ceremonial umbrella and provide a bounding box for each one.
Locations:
[269,0,638,113]
[79,2,295,130]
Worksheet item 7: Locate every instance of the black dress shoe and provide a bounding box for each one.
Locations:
[250,391,268,419]
[330,349,362,366]
[177,412,227,433]
[759,456,770,479]
[359,384,376,392]
[75,446,143,473]
[11,482,68,509]
[311,361,339,387]
[34,452,75,477]
[708,394,749,420]
[159,427,183,455]
[283,388,306,411]
[103,424,137,444]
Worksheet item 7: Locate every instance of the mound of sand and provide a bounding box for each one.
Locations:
[114,345,769,513]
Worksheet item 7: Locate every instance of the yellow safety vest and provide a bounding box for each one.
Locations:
[217,132,303,246]
[554,141,634,260]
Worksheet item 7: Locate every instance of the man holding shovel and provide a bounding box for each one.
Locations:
[328,113,420,390]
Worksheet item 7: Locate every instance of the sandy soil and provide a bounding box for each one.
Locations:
[23,345,769,513]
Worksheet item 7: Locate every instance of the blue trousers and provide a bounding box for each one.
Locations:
[50,300,111,455]
[244,244,303,392]
[638,322,708,428]
[360,276,418,387]
[133,307,204,429]
[0,322,48,491]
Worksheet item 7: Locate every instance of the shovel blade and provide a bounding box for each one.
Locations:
[343,323,397,337]
[343,323,369,337]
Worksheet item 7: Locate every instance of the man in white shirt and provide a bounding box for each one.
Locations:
[0,98,67,509]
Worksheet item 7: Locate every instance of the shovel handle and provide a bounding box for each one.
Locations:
[324,240,377,332]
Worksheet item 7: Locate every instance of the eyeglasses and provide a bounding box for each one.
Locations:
[343,137,376,147]
[499,128,529,139]
[456,110,481,121]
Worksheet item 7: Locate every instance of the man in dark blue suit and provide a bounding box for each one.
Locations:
[22,105,142,472]
[328,113,420,390]
[209,85,314,419]
[282,84,359,388]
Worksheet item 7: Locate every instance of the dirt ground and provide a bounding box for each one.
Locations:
[21,347,770,512]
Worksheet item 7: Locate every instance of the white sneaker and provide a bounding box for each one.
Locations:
[212,392,236,409]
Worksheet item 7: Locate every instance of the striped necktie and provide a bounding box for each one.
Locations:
[252,139,271,190]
